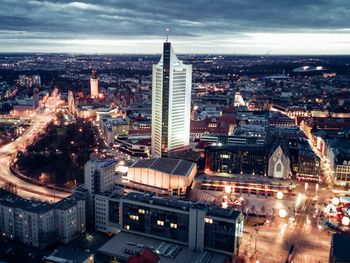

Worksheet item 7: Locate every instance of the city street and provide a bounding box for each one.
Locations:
[0,92,71,203]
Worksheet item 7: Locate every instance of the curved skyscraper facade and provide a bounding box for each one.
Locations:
[151,42,192,158]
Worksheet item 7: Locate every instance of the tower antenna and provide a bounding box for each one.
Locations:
[166,28,170,42]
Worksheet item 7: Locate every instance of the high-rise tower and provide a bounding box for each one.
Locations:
[151,41,192,158]
[90,69,98,98]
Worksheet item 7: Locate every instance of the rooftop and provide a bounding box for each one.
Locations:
[122,192,242,221]
[97,231,227,263]
[130,158,195,177]
[44,246,93,263]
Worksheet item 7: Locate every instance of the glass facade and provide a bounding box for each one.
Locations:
[161,42,171,156]
[205,145,268,175]
[108,200,120,224]
[122,203,189,243]
[204,218,236,253]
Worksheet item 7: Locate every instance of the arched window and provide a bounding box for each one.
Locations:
[276,163,282,172]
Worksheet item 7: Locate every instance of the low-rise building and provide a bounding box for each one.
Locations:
[126,158,197,197]
[95,192,243,261]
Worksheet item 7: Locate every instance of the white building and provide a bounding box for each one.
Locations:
[90,69,99,98]
[268,145,291,179]
[127,158,197,197]
[84,159,116,226]
[151,41,192,158]
[0,192,86,248]
[95,190,123,234]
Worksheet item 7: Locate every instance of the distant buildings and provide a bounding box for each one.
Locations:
[204,118,320,180]
[18,74,41,87]
[100,116,129,145]
[12,88,40,117]
[90,69,99,98]
[151,41,192,158]
[0,191,86,248]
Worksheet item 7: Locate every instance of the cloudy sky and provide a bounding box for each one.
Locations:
[1,0,350,54]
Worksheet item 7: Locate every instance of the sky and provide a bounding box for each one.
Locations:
[1,0,350,54]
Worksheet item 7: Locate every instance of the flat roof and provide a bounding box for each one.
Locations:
[122,192,242,221]
[97,231,226,263]
[130,158,195,176]
[46,246,93,262]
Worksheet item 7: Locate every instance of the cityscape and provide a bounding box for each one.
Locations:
[1,1,350,263]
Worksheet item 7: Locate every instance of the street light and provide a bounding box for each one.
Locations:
[342,216,350,226]
[332,197,340,206]
[225,185,231,194]
[279,209,287,218]
[276,191,284,200]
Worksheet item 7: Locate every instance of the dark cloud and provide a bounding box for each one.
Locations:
[0,0,350,53]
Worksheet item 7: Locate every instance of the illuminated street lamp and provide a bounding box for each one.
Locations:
[342,216,350,226]
[332,197,340,206]
[225,185,231,194]
[276,191,284,200]
[279,209,287,218]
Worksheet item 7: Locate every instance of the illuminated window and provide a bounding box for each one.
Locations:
[129,215,139,221]
[157,220,164,226]
[138,209,145,214]
[204,218,213,224]
[170,223,177,229]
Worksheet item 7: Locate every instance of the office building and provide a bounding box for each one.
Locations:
[205,144,269,175]
[95,192,243,261]
[151,41,192,158]
[84,159,116,225]
[90,69,99,98]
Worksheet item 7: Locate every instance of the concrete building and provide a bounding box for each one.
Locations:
[95,190,123,233]
[84,159,116,226]
[95,192,243,260]
[126,158,197,197]
[100,116,129,145]
[151,41,192,158]
[0,191,86,248]
[90,69,99,98]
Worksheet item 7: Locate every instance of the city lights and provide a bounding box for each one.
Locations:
[342,217,350,226]
[225,185,231,194]
[279,209,287,218]
[1,7,350,260]
[332,197,340,206]
[276,191,284,200]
